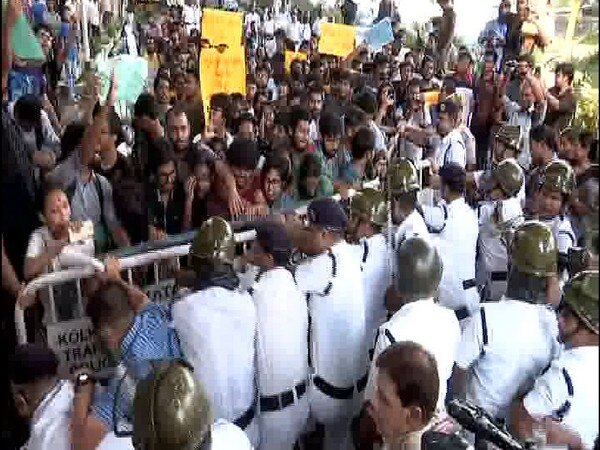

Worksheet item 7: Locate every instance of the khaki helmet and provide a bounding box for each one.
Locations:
[388,158,419,196]
[349,188,387,227]
[494,124,521,152]
[133,360,213,450]
[493,158,524,198]
[190,216,235,264]
[396,236,443,300]
[562,270,599,334]
[510,221,558,277]
[542,159,575,196]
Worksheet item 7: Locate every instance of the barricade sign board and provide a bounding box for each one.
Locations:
[143,278,179,304]
[201,8,244,48]
[318,22,356,57]
[46,318,110,378]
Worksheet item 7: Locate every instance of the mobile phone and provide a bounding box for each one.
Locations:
[68,220,94,243]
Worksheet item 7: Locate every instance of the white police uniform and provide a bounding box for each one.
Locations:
[212,419,254,449]
[421,197,480,320]
[295,240,368,450]
[541,215,577,285]
[22,380,73,450]
[248,267,310,450]
[477,197,524,302]
[522,345,599,449]
[455,297,560,420]
[171,287,259,447]
[354,234,389,352]
[438,129,467,169]
[365,298,461,412]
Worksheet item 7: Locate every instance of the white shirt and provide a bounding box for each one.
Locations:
[96,433,135,450]
[249,267,309,396]
[172,287,257,423]
[523,346,599,449]
[456,298,560,419]
[22,380,73,450]
[476,197,524,301]
[86,0,100,26]
[263,19,275,35]
[353,234,389,348]
[295,241,368,386]
[437,129,466,169]
[365,299,461,412]
[287,20,302,43]
[422,197,479,314]
[370,120,387,153]
[213,419,253,449]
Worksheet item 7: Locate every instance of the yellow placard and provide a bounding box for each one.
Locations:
[423,91,441,107]
[318,22,356,58]
[285,51,307,73]
[201,8,244,48]
[200,47,246,121]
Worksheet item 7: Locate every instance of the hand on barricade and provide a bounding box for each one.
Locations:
[228,189,245,217]
[185,176,197,201]
[16,283,37,309]
[104,257,122,280]
[149,226,167,241]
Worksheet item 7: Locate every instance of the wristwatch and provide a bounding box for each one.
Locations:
[74,372,93,392]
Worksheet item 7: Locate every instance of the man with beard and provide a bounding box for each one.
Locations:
[434,100,466,170]
[511,270,599,449]
[420,56,441,91]
[165,105,245,216]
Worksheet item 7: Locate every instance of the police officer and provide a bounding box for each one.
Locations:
[358,237,461,449]
[511,270,599,449]
[452,221,561,424]
[477,158,526,302]
[171,217,259,447]
[346,188,389,351]
[468,125,524,206]
[420,163,479,320]
[133,359,253,449]
[293,198,368,450]
[244,222,310,450]
[535,159,577,284]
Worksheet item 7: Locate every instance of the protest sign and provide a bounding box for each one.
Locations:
[95,54,148,103]
[46,318,110,378]
[318,22,356,57]
[285,50,307,73]
[201,8,244,47]
[2,0,44,61]
[365,19,394,52]
[200,46,246,120]
[143,278,179,304]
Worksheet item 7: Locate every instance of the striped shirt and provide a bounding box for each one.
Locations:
[93,302,182,432]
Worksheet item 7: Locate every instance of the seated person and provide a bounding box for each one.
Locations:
[183,151,223,230]
[261,152,295,212]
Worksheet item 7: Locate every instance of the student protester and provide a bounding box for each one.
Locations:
[297,153,334,201]
[261,153,295,211]
[545,62,577,132]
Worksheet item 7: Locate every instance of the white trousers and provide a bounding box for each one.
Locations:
[259,395,310,450]
[308,385,361,450]
[243,416,260,449]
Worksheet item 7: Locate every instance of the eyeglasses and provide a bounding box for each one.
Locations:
[159,169,176,179]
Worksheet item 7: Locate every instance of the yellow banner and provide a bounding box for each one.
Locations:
[285,50,307,73]
[318,23,356,57]
[200,47,246,120]
[201,8,244,48]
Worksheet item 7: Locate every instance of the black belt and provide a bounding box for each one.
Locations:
[233,400,256,430]
[454,307,471,321]
[259,381,307,412]
[313,373,368,400]
[462,279,477,290]
[491,271,507,281]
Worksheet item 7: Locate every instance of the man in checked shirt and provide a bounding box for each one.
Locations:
[70,258,182,450]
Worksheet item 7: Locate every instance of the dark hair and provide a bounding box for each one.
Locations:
[188,149,215,173]
[134,93,157,120]
[351,127,375,160]
[9,344,59,385]
[530,125,556,152]
[227,137,260,170]
[59,122,86,163]
[14,95,42,126]
[345,105,368,130]
[207,136,227,155]
[439,162,466,194]
[93,104,124,142]
[151,137,176,171]
[256,62,271,74]
[518,53,535,67]
[555,62,575,84]
[234,111,255,134]
[354,91,378,115]
[166,103,189,128]
[153,75,171,94]
[185,67,199,80]
[300,152,321,178]
[560,127,581,146]
[290,106,310,132]
[319,112,342,138]
[262,152,292,188]
[375,341,439,423]
[86,279,134,331]
[210,93,231,112]
[255,221,293,267]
